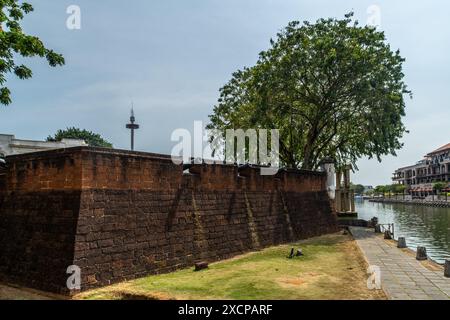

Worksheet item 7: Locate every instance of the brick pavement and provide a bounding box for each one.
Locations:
[350,227,450,300]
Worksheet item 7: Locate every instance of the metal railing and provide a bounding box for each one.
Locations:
[377,223,395,238]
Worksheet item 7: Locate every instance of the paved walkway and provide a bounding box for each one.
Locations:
[350,227,450,300]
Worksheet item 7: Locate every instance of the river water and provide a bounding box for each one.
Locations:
[355,199,450,264]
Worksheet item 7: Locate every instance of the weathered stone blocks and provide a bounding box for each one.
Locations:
[0,147,338,294]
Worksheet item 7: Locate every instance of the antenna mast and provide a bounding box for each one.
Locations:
[126,103,139,151]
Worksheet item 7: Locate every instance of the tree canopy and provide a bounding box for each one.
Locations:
[392,184,406,194]
[374,184,406,195]
[350,183,365,195]
[433,182,447,193]
[374,185,387,195]
[207,12,410,170]
[47,127,113,148]
[0,0,64,105]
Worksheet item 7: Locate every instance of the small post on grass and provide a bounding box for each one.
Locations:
[288,248,294,259]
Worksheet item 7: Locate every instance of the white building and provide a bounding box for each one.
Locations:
[392,143,450,196]
[0,134,87,158]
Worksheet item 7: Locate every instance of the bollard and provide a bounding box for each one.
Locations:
[445,260,450,278]
[416,247,427,261]
[374,225,381,233]
[397,237,407,248]
[370,217,379,228]
[384,230,392,240]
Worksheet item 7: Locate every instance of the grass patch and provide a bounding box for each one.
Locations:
[76,233,386,300]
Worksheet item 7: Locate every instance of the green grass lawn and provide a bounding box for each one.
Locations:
[76,233,386,300]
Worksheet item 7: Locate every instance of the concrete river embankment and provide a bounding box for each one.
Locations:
[356,200,450,264]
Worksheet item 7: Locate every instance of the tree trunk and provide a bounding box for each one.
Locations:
[301,126,319,170]
[301,140,314,170]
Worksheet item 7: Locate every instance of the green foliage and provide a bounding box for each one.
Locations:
[433,182,447,193]
[0,0,65,105]
[374,184,406,195]
[47,127,113,148]
[207,12,410,170]
[351,183,365,194]
[374,185,387,195]
[391,184,406,194]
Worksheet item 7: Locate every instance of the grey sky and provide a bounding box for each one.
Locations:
[1,0,449,186]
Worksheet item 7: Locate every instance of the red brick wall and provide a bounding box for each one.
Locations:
[0,190,81,293]
[0,149,84,292]
[0,147,337,294]
[3,149,83,191]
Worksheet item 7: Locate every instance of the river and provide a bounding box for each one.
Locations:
[355,199,450,264]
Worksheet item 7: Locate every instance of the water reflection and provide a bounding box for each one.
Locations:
[356,199,450,264]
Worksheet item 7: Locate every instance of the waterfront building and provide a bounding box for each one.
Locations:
[392,143,450,196]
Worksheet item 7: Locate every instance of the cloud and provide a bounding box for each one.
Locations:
[1,0,449,187]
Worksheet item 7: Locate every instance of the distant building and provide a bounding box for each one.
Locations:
[363,185,374,193]
[392,143,450,195]
[0,134,87,157]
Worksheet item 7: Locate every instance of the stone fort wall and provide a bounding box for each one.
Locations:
[0,147,338,294]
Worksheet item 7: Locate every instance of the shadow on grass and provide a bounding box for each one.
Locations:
[76,233,386,300]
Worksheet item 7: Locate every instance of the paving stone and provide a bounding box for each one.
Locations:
[350,227,448,301]
[409,294,432,300]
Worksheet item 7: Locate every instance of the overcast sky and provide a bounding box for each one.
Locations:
[1,0,449,186]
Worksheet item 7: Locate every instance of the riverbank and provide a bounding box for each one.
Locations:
[369,198,450,208]
[350,227,449,300]
[75,233,385,300]
[356,200,450,264]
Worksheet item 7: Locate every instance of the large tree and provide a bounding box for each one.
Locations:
[351,183,365,195]
[207,13,410,170]
[0,0,64,105]
[47,127,113,148]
